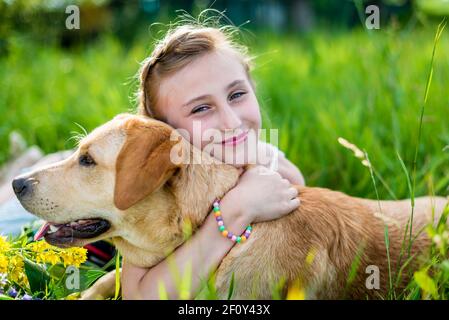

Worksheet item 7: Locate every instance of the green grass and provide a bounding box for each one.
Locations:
[1,22,449,299]
[1,26,448,199]
[251,28,449,200]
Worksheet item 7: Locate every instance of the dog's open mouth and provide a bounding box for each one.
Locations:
[34,219,111,247]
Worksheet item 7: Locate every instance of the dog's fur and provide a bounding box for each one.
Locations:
[13,114,448,299]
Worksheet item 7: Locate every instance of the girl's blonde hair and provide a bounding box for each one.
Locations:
[136,18,253,119]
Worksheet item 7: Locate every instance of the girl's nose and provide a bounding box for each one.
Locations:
[219,104,242,130]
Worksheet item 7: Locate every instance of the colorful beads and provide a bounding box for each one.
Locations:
[213,198,252,244]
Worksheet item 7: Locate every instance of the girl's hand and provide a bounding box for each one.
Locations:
[225,165,300,223]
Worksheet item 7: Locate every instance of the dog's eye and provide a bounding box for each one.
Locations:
[79,154,96,167]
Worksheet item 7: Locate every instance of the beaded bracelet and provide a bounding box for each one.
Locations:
[213,199,252,243]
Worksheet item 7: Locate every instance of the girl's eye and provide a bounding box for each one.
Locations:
[191,105,210,114]
[229,91,246,101]
[79,153,96,167]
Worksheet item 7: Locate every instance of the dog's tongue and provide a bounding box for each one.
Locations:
[34,222,50,241]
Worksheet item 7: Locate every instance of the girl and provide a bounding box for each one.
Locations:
[121,23,305,299]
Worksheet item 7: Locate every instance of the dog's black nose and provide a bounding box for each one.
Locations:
[12,178,32,198]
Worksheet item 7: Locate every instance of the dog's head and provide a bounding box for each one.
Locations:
[12,114,194,264]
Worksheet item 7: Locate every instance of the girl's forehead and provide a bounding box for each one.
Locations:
[159,51,248,106]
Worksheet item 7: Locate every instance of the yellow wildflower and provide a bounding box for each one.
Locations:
[27,241,87,267]
[8,255,27,286]
[69,247,88,267]
[9,255,24,268]
[38,251,61,265]
[65,292,80,300]
[60,247,87,267]
[0,236,11,253]
[286,279,306,300]
[27,240,53,253]
[0,254,8,273]
[306,248,317,265]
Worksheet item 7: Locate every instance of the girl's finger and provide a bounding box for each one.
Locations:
[289,198,300,210]
[288,187,299,199]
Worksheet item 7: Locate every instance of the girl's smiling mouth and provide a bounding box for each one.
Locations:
[221,130,249,146]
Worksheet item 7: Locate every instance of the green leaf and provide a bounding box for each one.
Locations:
[48,264,67,279]
[440,260,449,273]
[414,270,438,299]
[114,252,121,300]
[346,244,365,286]
[85,269,107,288]
[384,224,393,298]
[23,257,51,297]
[206,271,218,300]
[436,205,449,231]
[52,267,106,299]
[227,272,235,300]
[0,294,15,300]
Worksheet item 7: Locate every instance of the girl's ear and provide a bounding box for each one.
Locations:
[114,119,181,210]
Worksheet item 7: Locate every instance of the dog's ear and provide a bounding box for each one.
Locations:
[114,120,182,210]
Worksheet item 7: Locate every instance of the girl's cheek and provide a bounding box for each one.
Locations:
[186,118,215,150]
[244,93,261,119]
[245,102,262,128]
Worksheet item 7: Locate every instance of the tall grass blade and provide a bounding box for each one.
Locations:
[409,18,447,257]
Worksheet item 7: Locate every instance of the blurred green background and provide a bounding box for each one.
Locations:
[0,0,448,200]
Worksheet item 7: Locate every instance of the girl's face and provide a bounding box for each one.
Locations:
[157,50,262,166]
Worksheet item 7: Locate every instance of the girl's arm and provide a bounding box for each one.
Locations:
[122,192,249,300]
[122,166,300,300]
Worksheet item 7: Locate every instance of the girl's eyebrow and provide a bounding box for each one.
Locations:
[182,79,246,108]
[183,94,211,108]
[226,79,245,90]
